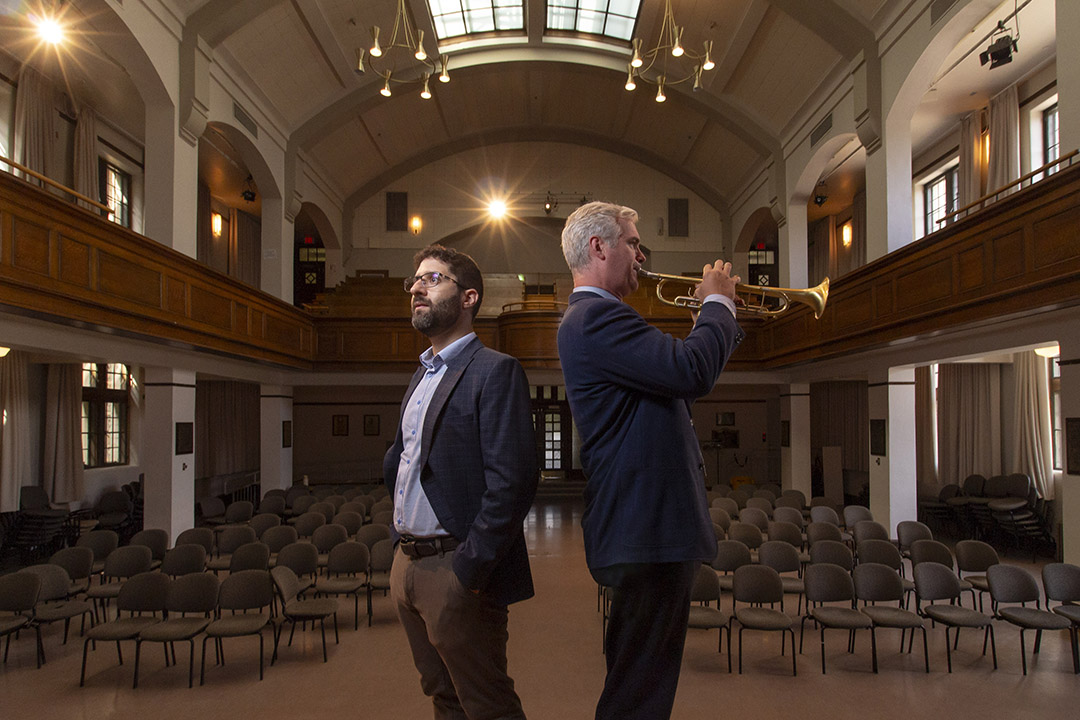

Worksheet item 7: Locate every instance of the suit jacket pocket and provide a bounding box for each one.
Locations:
[618,466,695,549]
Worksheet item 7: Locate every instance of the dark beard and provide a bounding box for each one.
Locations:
[411,294,460,336]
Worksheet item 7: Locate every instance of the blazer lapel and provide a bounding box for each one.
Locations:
[419,337,483,468]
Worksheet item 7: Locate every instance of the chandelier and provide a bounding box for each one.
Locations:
[355,0,450,99]
[624,0,715,102]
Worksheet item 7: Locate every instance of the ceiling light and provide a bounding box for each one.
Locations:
[35,16,64,45]
[420,74,431,99]
[369,26,383,57]
[543,192,558,215]
[356,0,446,99]
[1034,344,1059,358]
[488,200,507,219]
[622,0,715,103]
[0,347,10,358]
[381,73,392,97]
[439,56,450,83]
[355,48,365,74]
[979,33,1017,69]
[414,30,427,61]
[813,194,827,206]
[410,216,422,235]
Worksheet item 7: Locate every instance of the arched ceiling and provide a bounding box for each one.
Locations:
[171,0,904,210]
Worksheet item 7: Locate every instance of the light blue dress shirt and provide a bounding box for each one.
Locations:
[393,332,477,537]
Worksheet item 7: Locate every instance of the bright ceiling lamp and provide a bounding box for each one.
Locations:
[34,15,64,45]
[488,200,507,219]
[623,0,715,101]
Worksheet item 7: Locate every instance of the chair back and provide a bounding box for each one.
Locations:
[216,525,257,555]
[842,504,873,528]
[804,563,854,605]
[276,541,319,578]
[224,500,254,524]
[772,506,804,527]
[19,564,71,603]
[733,565,784,605]
[312,486,335,500]
[747,497,774,515]
[332,511,364,537]
[160,544,207,577]
[130,528,170,561]
[895,521,933,552]
[0,572,41,612]
[690,564,721,603]
[198,496,226,519]
[852,520,889,544]
[712,497,739,516]
[758,540,800,574]
[766,521,803,549]
[249,513,282,538]
[728,490,750,509]
[49,546,94,583]
[371,510,394,526]
[853,562,905,604]
[738,507,769,532]
[712,539,752,573]
[1042,563,1080,604]
[340,501,367,517]
[229,542,271,572]
[909,539,955,571]
[913,562,962,603]
[258,495,287,516]
[708,508,732,532]
[810,506,841,526]
[217,569,273,612]
[309,501,337,524]
[1004,473,1032,499]
[261,525,299,553]
[986,564,1040,605]
[809,540,853,571]
[856,539,903,571]
[355,524,392,549]
[961,474,986,496]
[326,542,369,576]
[955,540,999,574]
[103,545,154,579]
[780,489,807,506]
[175,527,214,554]
[293,511,326,538]
[727,521,763,549]
[370,538,395,572]
[370,499,394,515]
[98,490,133,515]
[291,494,318,515]
[76,529,120,562]
[312,523,349,553]
[167,572,219,614]
[806,522,842,545]
[271,565,303,606]
[116,571,170,613]
[325,495,347,510]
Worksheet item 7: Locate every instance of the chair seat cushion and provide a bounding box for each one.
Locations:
[966,576,990,592]
[86,616,160,641]
[139,617,211,641]
[205,613,269,637]
[923,604,990,627]
[283,599,337,619]
[687,606,728,629]
[34,599,93,622]
[716,576,734,592]
[998,606,1072,631]
[316,578,365,595]
[369,572,390,591]
[736,607,792,630]
[812,606,872,629]
[205,557,232,572]
[1052,604,1080,624]
[780,578,804,594]
[85,582,123,599]
[0,616,29,634]
[862,606,924,629]
[96,512,129,528]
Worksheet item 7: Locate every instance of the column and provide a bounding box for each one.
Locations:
[1059,339,1080,564]
[1057,0,1080,155]
[260,385,294,495]
[867,367,918,537]
[862,122,914,262]
[142,368,196,543]
[781,383,811,498]
[778,206,807,290]
[260,196,295,304]
[143,100,199,256]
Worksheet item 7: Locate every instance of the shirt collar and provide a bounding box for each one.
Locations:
[571,286,620,302]
[420,331,476,370]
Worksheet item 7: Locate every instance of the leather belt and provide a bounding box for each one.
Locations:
[399,534,460,559]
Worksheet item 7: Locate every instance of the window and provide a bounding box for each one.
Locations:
[1044,103,1059,176]
[99,159,132,228]
[82,363,130,468]
[924,166,958,235]
[1050,356,1061,471]
[547,0,640,41]
[429,0,524,40]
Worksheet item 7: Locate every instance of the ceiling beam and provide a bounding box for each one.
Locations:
[765,0,876,59]
[292,0,355,88]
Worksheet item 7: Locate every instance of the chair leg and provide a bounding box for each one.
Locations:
[320,618,328,662]
[80,637,92,686]
[738,627,744,674]
[944,628,953,673]
[1020,628,1028,675]
[133,639,142,689]
[259,630,265,681]
[921,627,930,673]
[790,629,797,676]
[188,639,196,688]
[988,625,997,669]
[819,626,827,674]
[870,627,878,674]
[199,636,208,686]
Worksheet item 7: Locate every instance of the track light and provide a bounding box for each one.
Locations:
[979,34,1017,69]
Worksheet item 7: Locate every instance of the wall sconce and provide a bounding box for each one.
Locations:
[0,346,10,358]
[543,192,558,216]
[410,215,422,235]
[841,221,852,248]
[211,212,222,237]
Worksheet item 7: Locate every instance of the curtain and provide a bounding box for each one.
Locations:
[43,364,84,504]
[915,365,939,497]
[810,381,868,472]
[73,106,100,213]
[1012,351,1053,499]
[0,350,32,513]
[195,380,260,479]
[12,66,55,186]
[936,363,1002,487]
[235,209,261,288]
[850,189,867,271]
[958,110,983,217]
[807,217,831,286]
[986,84,1020,201]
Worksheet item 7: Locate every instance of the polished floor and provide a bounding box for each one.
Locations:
[2,499,1077,720]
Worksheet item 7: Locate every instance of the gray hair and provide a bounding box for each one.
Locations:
[561,201,639,272]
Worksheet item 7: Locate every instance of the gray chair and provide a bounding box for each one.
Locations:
[312,523,349,569]
[309,501,337,525]
[955,539,1000,612]
[332,511,365,538]
[758,540,805,614]
[175,527,214,556]
[708,507,732,534]
[852,562,929,673]
[339,501,367,518]
[80,572,170,686]
[367,538,394,626]
[275,541,319,595]
[324,495,347,510]
[271,566,339,662]
[229,542,271,573]
[809,540,853,572]
[315,542,370,630]
[134,572,219,688]
[913,562,996,672]
[986,564,1071,675]
[0,572,42,668]
[22,563,94,651]
[197,497,227,526]
[731,565,796,675]
[712,539,753,600]
[248,512,282,540]
[49,546,95,596]
[371,510,394,526]
[76,529,119,577]
[910,539,973,605]
[806,522,843,546]
[129,529,170,570]
[289,494,318,517]
[738,507,769,533]
[223,500,255,525]
[686,564,730,667]
[206,526,257,573]
[292,511,326,540]
[727,521,763,552]
[261,525,299,566]
[355,523,392,550]
[772,506,805,530]
[257,495,287,517]
[86,545,154,621]
[801,563,873,674]
[857,539,915,605]
[843,505,874,530]
[766,521,808,562]
[852,520,890,545]
[201,570,274,684]
[745,497,773,517]
[1042,562,1080,674]
[160,544,207,577]
[712,497,739,517]
[895,520,933,559]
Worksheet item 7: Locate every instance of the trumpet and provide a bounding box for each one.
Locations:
[637,269,829,319]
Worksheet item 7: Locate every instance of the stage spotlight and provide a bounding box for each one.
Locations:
[979,34,1017,69]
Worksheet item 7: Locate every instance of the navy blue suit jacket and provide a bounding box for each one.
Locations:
[384,336,539,606]
[557,293,744,571]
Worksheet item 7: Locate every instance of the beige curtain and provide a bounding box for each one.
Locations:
[0,350,32,513]
[195,380,260,478]
[1012,351,1053,499]
[12,66,55,186]
[235,209,261,288]
[957,110,984,219]
[915,366,939,496]
[73,106,100,213]
[936,363,1002,486]
[43,364,85,504]
[986,84,1020,201]
[810,381,868,472]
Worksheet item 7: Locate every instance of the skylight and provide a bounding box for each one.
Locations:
[428,0,525,40]
[546,0,641,42]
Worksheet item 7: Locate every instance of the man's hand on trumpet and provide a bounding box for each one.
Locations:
[695,260,744,306]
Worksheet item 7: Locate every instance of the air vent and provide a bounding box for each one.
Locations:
[233,102,258,138]
[930,0,959,26]
[810,113,833,147]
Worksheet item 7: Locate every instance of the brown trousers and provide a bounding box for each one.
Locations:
[390,546,526,720]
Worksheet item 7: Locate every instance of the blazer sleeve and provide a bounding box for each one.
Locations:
[452,355,539,592]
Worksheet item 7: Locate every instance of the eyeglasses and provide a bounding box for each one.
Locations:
[404,271,462,292]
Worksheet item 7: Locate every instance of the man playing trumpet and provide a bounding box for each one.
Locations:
[557,201,744,720]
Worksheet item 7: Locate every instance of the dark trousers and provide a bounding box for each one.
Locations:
[391,546,526,720]
[593,561,698,720]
